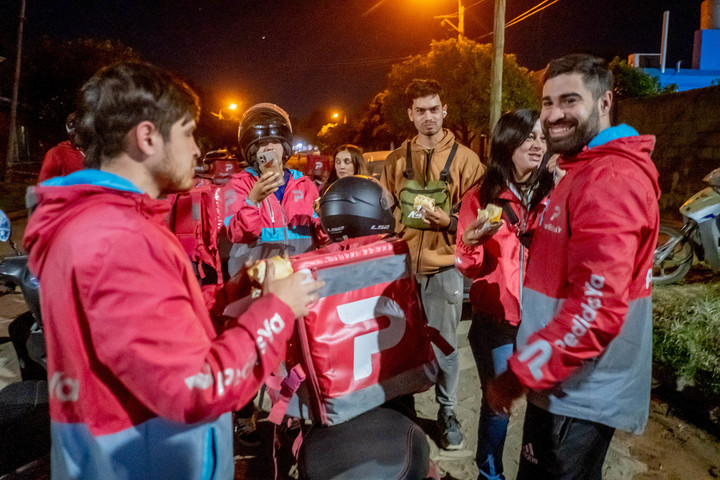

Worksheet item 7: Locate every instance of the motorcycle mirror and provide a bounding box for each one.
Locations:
[0,210,11,243]
[704,167,720,187]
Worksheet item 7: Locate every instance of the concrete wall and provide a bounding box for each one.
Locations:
[614,85,720,215]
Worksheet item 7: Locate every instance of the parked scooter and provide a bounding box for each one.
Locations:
[0,209,50,476]
[653,167,720,285]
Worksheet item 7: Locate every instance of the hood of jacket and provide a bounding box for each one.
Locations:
[558,124,660,200]
[24,169,170,275]
[407,128,456,156]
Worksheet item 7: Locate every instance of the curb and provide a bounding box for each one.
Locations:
[6,210,27,221]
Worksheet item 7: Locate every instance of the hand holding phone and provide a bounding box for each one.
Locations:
[257,150,283,179]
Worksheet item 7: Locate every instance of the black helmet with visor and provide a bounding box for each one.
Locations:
[237,103,293,168]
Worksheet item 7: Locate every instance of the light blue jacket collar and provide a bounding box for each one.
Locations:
[588,124,639,150]
[40,169,144,194]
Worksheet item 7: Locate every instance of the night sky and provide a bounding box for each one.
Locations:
[0,0,704,119]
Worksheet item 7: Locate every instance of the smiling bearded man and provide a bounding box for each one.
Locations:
[486,54,661,480]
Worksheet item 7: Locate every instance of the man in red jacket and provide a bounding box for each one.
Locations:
[23,62,323,479]
[487,54,660,480]
[37,112,86,182]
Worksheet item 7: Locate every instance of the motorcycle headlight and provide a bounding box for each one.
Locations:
[704,167,720,187]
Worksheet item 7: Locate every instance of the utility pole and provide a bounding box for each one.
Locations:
[4,0,27,182]
[489,0,506,133]
[435,0,465,39]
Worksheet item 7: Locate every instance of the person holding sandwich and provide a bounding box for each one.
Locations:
[380,78,484,450]
[456,109,553,480]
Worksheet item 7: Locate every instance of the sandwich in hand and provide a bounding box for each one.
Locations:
[477,203,503,223]
[413,194,436,211]
[247,255,294,297]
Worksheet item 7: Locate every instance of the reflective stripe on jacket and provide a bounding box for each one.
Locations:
[23,169,296,478]
[507,127,660,433]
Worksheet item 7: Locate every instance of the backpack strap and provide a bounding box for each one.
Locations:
[439,142,458,183]
[404,141,458,183]
[267,364,307,425]
[496,197,535,248]
[403,141,414,179]
[498,199,519,226]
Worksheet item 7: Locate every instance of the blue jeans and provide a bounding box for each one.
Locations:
[468,316,518,480]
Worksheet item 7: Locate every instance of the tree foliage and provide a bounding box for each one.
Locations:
[353,91,403,151]
[381,38,538,146]
[315,121,357,153]
[22,37,142,148]
[609,57,677,100]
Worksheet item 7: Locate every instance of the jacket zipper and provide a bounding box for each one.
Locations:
[518,190,531,320]
[508,182,530,320]
[263,185,291,245]
[264,197,274,224]
[414,146,435,273]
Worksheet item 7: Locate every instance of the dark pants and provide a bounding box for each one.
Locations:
[416,268,464,414]
[516,402,615,480]
[468,317,518,480]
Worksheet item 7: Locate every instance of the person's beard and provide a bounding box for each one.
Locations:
[156,148,193,195]
[545,104,601,156]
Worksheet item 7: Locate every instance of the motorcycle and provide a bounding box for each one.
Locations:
[0,209,50,477]
[653,167,720,285]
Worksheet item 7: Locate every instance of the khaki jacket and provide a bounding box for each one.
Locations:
[381,129,484,274]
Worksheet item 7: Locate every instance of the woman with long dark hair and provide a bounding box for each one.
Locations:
[321,144,368,194]
[456,109,553,480]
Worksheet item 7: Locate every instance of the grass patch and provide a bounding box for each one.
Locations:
[652,283,720,397]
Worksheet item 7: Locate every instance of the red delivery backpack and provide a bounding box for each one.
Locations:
[266,235,443,426]
[166,180,225,285]
[166,151,240,286]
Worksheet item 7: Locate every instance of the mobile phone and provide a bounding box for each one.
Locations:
[257,150,277,169]
[256,150,285,185]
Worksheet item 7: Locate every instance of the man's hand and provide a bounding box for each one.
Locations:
[262,261,324,318]
[486,370,527,415]
[248,171,283,204]
[461,211,503,246]
[547,153,566,185]
[421,206,451,229]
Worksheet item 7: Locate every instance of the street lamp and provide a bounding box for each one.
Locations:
[211,102,240,121]
[331,112,347,124]
[434,0,465,39]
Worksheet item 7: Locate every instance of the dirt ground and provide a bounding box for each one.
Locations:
[2,292,719,479]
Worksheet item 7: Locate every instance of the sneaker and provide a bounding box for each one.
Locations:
[233,411,261,448]
[438,409,465,450]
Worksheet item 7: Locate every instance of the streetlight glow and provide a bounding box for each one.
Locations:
[211,101,241,120]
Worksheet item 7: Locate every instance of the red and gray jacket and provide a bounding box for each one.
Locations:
[455,184,547,325]
[24,169,296,479]
[507,125,660,434]
[223,167,325,275]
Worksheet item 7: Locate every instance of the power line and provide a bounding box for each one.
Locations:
[280,0,560,71]
[506,0,559,28]
[464,0,491,12]
[474,0,561,40]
